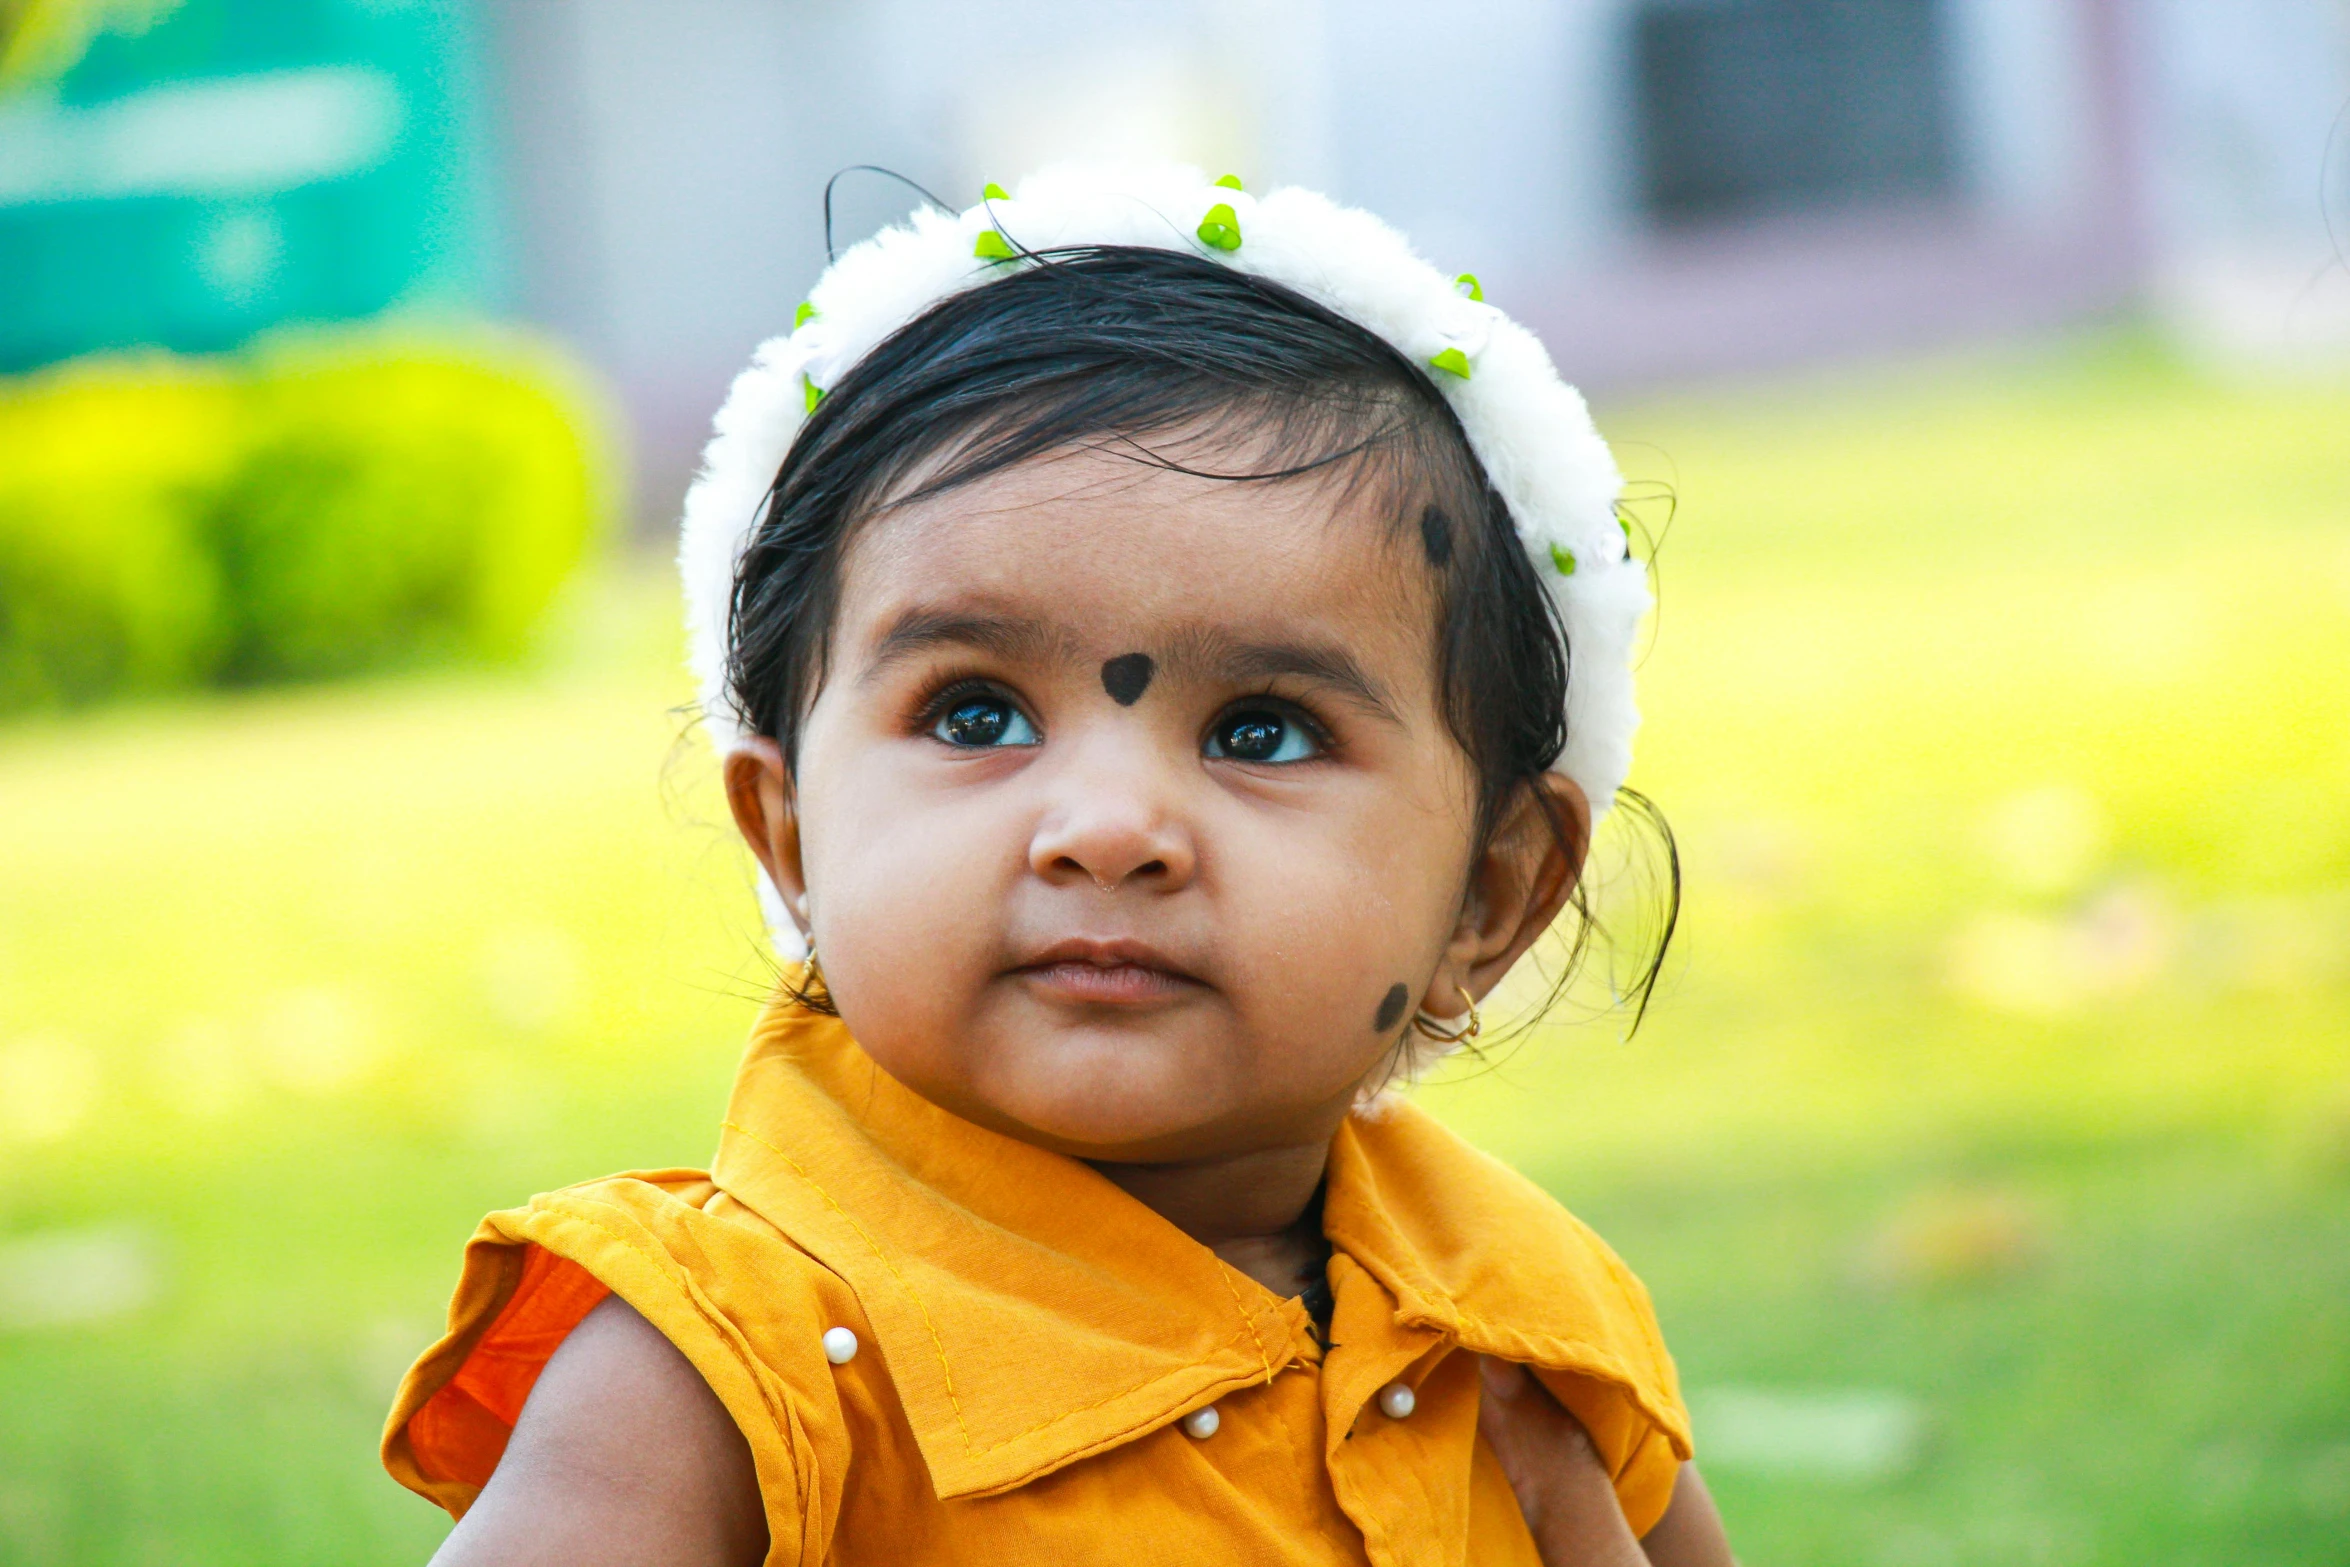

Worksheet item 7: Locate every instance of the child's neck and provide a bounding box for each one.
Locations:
[1089,1140,1331,1301]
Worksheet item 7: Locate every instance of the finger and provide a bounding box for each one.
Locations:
[1479,1353,1532,1401]
[1475,1358,1643,1567]
[1477,1357,1594,1463]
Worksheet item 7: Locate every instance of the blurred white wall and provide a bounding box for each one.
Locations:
[1946,0,2100,221]
[2140,0,2350,363]
[476,0,2348,524]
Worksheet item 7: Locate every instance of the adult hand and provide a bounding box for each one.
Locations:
[1476,1356,1648,1567]
[1477,1357,1738,1567]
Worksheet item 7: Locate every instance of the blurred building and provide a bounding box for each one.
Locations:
[481,0,2350,514]
[0,0,493,368]
[5,0,2347,519]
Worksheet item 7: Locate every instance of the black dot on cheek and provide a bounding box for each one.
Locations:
[1100,653,1154,706]
[1418,504,1454,568]
[1374,983,1410,1034]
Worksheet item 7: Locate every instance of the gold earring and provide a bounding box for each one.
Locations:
[1410,985,1481,1045]
[800,931,829,997]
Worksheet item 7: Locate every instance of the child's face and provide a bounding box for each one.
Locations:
[729,441,1584,1167]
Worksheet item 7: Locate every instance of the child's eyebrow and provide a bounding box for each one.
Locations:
[860,608,1077,682]
[1171,632,1401,724]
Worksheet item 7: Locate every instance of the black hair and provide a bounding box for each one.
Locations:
[725,245,1676,1038]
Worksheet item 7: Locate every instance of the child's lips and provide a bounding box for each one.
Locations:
[1013,939,1201,1005]
[1022,961,1194,1005]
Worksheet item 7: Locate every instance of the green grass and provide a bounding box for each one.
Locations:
[3,337,2346,1564]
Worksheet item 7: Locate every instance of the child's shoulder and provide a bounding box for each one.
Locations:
[383,1168,862,1526]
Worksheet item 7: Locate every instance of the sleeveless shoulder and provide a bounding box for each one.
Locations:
[383,1170,862,1564]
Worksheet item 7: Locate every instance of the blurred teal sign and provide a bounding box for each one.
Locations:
[0,0,491,370]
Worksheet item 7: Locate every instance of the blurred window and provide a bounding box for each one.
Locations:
[1632,0,1957,224]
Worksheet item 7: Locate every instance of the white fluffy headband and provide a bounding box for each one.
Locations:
[680,162,1648,820]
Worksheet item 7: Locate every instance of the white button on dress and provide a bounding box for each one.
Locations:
[822,1326,860,1365]
[1377,1382,1417,1420]
[1181,1404,1222,1439]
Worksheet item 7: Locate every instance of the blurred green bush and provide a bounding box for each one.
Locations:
[0,333,609,709]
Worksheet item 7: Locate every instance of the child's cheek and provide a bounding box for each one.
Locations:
[796,752,1032,1053]
[1206,782,1471,1057]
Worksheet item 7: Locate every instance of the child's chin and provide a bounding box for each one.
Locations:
[967,1036,1242,1157]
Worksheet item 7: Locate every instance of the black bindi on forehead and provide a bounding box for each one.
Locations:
[1100,652,1154,706]
[1373,983,1410,1034]
[1418,503,1454,569]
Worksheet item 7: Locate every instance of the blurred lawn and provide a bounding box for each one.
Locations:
[2,336,2346,1565]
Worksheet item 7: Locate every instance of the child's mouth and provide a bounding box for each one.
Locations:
[1014,940,1199,1006]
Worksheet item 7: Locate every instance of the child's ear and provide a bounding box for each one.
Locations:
[1435,772,1591,1008]
[723,738,811,942]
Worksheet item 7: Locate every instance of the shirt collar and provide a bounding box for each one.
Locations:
[710,1001,1685,1499]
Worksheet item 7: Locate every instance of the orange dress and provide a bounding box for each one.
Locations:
[384,1000,1691,1565]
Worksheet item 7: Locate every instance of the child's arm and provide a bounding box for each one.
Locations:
[427,1296,767,1567]
[1477,1357,1736,1567]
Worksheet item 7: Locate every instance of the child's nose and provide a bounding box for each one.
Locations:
[1026,742,1198,894]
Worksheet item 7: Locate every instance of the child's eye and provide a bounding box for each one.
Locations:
[1204,704,1321,764]
[932,695,1040,749]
